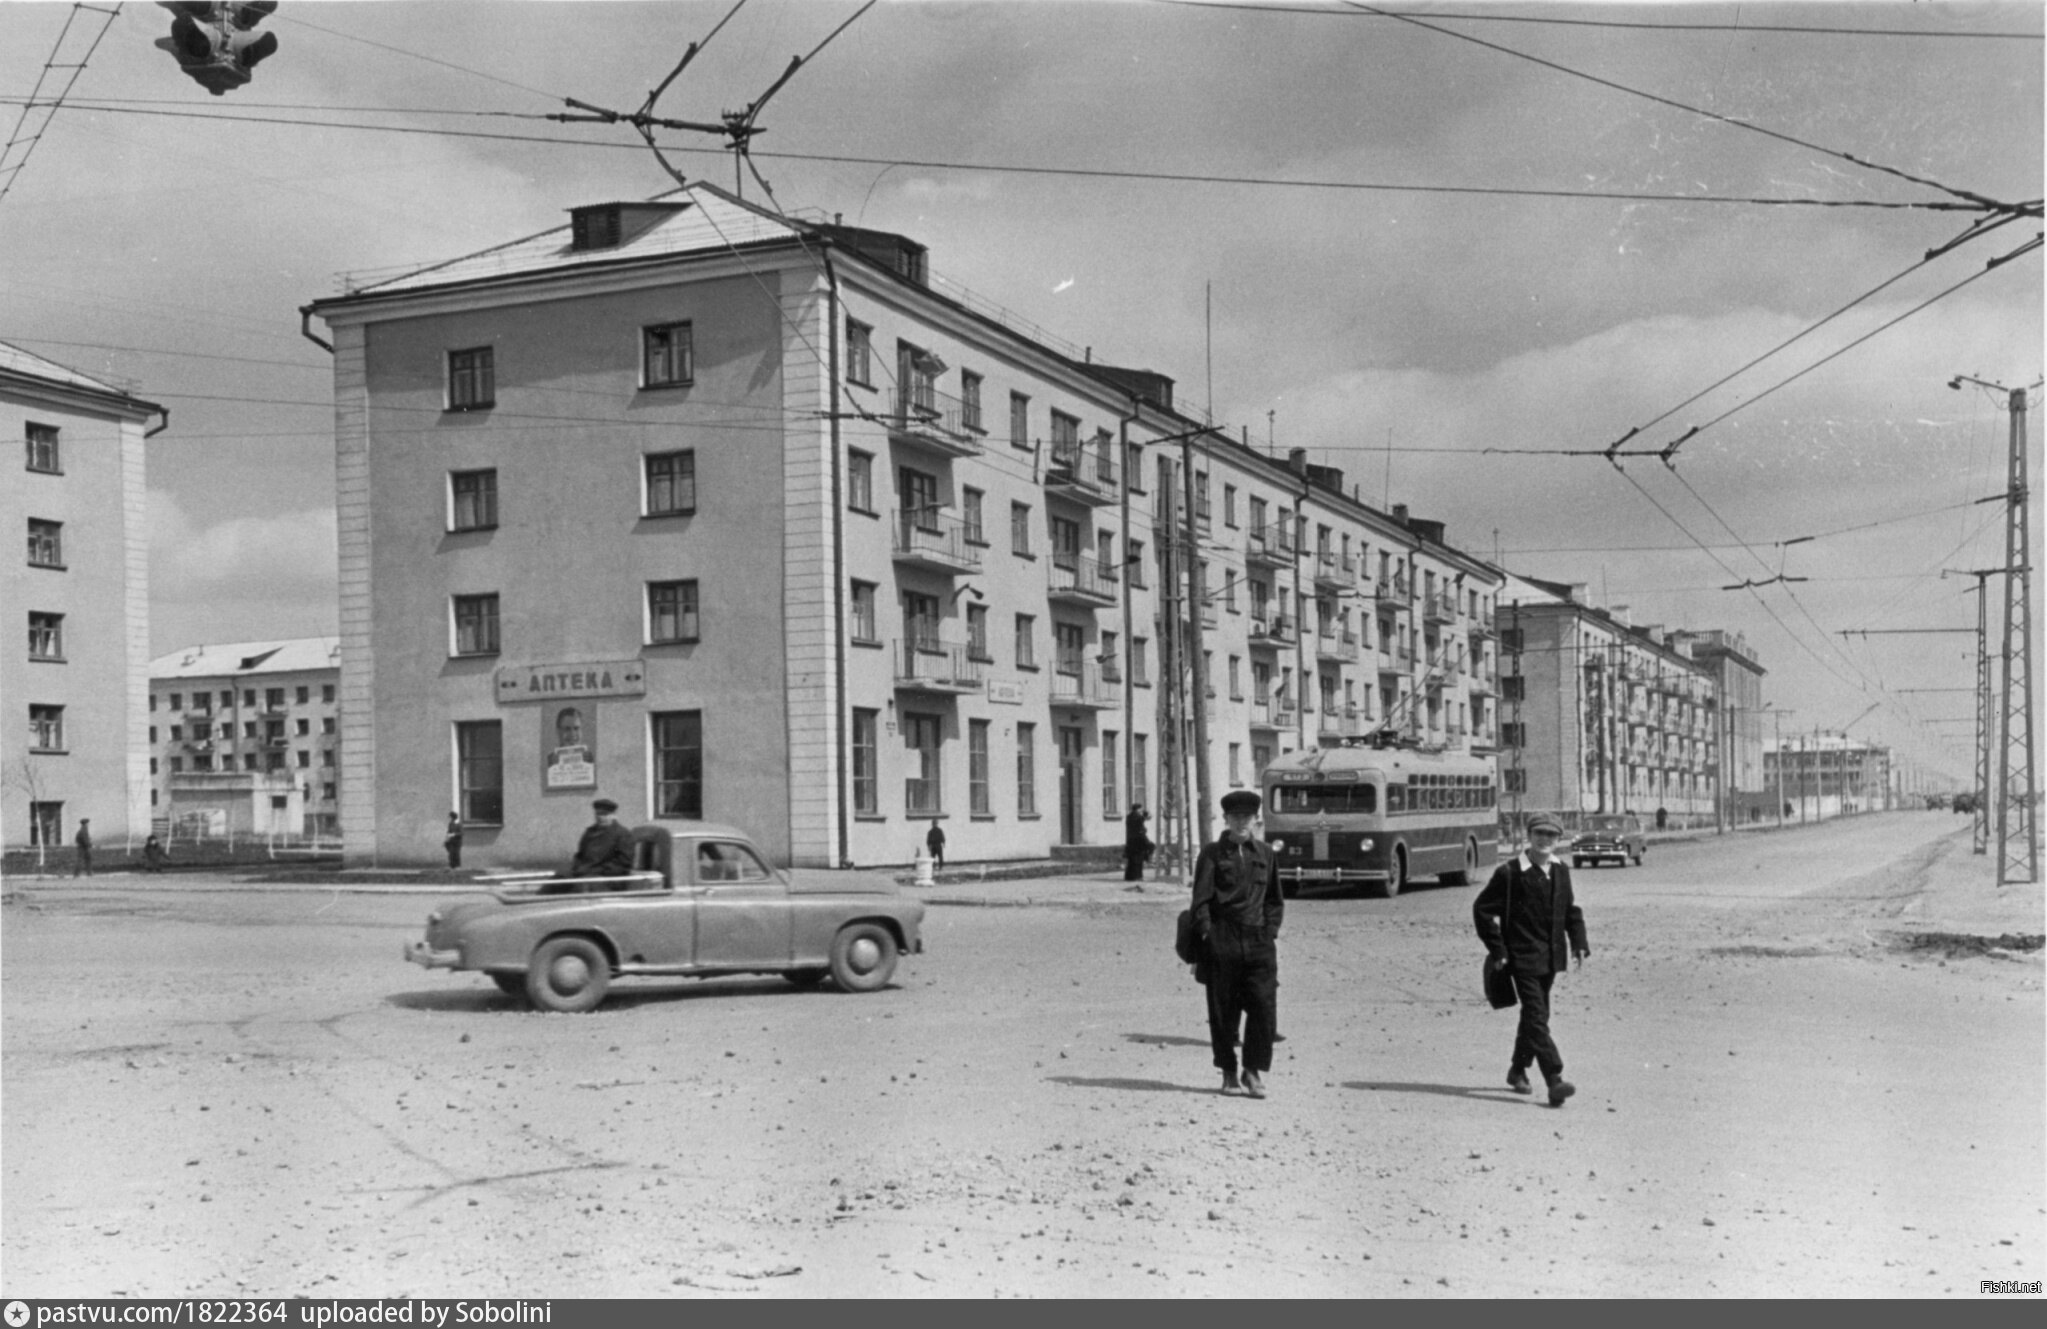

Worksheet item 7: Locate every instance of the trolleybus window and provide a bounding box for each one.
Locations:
[1271,784,1378,815]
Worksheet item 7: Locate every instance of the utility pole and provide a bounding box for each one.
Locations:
[1181,436,1213,848]
[1156,458,1183,880]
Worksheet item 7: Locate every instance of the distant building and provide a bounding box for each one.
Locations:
[3,341,163,851]
[1676,628,1768,825]
[1495,573,1723,827]
[148,638,342,839]
[1764,734,1893,821]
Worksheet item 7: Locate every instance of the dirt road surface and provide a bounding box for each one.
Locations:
[3,812,2040,1297]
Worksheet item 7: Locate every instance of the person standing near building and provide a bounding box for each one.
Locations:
[1191,789,1283,1098]
[568,798,635,878]
[143,833,166,874]
[1473,813,1590,1107]
[443,812,465,869]
[72,818,92,877]
[1122,802,1153,882]
[925,818,946,869]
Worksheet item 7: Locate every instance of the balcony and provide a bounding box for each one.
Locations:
[1313,550,1348,590]
[1045,439,1118,507]
[1048,552,1119,608]
[893,639,984,695]
[1316,629,1355,663]
[891,509,983,575]
[1423,591,1455,624]
[888,387,980,458]
[1468,609,1495,638]
[1248,614,1296,650]
[1249,698,1296,730]
[1246,524,1294,570]
[1051,662,1121,711]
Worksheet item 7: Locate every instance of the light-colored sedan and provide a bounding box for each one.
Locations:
[404,823,925,1012]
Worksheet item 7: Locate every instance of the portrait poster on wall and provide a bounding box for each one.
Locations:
[542,702,597,791]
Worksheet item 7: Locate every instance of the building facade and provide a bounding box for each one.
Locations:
[3,341,161,851]
[1496,574,1723,827]
[1677,628,1768,826]
[306,185,1501,869]
[148,638,343,839]
[1764,734,1894,821]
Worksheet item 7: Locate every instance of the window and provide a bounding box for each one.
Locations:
[451,720,502,823]
[297,750,311,768]
[1224,484,1238,528]
[453,594,501,656]
[848,450,874,512]
[1055,622,1085,676]
[1500,628,1524,654]
[969,720,991,816]
[961,370,984,433]
[1501,722,1526,748]
[898,341,938,415]
[1503,769,1527,794]
[653,711,703,818]
[852,709,879,814]
[244,721,258,738]
[1051,516,1081,569]
[1254,743,1271,778]
[1229,743,1242,786]
[642,321,694,387]
[296,686,310,705]
[904,713,943,815]
[151,757,159,775]
[1010,392,1030,449]
[648,580,700,644]
[846,319,873,385]
[170,724,183,742]
[1017,722,1038,816]
[1102,731,1119,818]
[967,604,990,660]
[324,783,337,801]
[27,611,62,660]
[1100,630,1120,682]
[1133,734,1148,812]
[323,684,335,703]
[961,487,985,544]
[322,750,334,767]
[29,704,64,751]
[1132,637,1149,687]
[150,727,157,745]
[1126,538,1145,588]
[220,690,233,707]
[25,423,59,473]
[28,801,62,846]
[646,451,697,516]
[1050,410,1080,455]
[192,721,211,741]
[447,346,495,410]
[1229,655,1243,700]
[900,465,940,527]
[450,469,497,531]
[1010,502,1032,556]
[1126,442,1144,493]
[150,695,158,712]
[902,591,941,652]
[27,519,62,568]
[296,718,311,736]
[1015,614,1036,669]
[1250,495,1267,539]
[1502,675,1526,701]
[850,581,879,644]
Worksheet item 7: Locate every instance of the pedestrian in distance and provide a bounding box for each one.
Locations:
[925,818,946,869]
[443,812,464,869]
[72,818,92,877]
[1473,813,1590,1107]
[567,798,635,878]
[1191,788,1283,1099]
[143,833,166,874]
[1656,804,1668,831]
[1123,802,1153,882]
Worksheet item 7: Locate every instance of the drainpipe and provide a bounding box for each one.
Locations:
[822,250,851,868]
[299,306,334,355]
[144,409,171,439]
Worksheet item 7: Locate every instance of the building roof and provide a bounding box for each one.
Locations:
[150,637,341,680]
[0,338,162,415]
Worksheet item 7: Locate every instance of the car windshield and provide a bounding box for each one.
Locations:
[1586,816,1629,832]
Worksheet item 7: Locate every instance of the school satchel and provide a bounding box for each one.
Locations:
[1484,957,1519,1010]
[1174,908,1201,964]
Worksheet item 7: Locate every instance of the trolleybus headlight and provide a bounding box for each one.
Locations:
[1360,839,1373,851]
[1268,839,1285,851]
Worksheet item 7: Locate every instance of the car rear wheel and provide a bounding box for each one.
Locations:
[829,922,899,993]
[525,936,610,1013]
[783,968,828,987]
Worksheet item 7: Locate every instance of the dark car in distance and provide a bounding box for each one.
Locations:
[1571,814,1646,868]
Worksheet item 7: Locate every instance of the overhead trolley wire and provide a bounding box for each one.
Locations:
[1161,1,2044,41]
[0,2,121,207]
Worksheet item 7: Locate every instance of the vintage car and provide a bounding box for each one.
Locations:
[404,823,925,1012]
[1570,814,1646,868]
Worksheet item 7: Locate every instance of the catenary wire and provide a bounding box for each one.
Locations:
[1157,0,2044,40]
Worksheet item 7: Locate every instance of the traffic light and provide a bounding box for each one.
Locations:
[154,1,279,96]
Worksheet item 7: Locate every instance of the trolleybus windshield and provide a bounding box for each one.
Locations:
[1270,784,1378,815]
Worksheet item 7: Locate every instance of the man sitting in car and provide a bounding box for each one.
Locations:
[567,797,636,879]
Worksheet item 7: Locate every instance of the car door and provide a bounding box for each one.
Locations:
[689,839,791,969]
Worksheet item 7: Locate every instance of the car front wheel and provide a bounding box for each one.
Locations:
[829,922,899,993]
[526,936,610,1013]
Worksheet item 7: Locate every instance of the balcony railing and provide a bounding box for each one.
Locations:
[1246,528,1292,569]
[1250,698,1296,729]
[1046,439,1118,505]
[1050,662,1121,711]
[889,387,979,457]
[893,639,984,694]
[1314,550,1346,587]
[1469,608,1495,636]
[1423,591,1455,624]
[905,777,944,817]
[1048,552,1119,606]
[1250,613,1296,647]
[892,508,982,574]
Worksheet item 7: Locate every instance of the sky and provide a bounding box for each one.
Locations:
[1,0,2039,786]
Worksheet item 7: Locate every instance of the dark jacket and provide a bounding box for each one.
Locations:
[1473,854,1589,975]
[569,821,636,878]
[1190,834,1283,942]
[926,824,946,852]
[1124,811,1152,857]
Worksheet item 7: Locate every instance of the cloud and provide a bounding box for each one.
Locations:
[149,492,338,651]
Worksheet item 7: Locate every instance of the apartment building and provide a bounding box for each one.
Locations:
[148,638,342,838]
[1764,734,1894,821]
[1495,573,1724,825]
[3,340,161,851]
[305,184,1502,868]
[1677,627,1768,825]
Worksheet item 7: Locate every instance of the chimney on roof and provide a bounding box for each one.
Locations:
[1288,447,1307,476]
[1392,503,1409,526]
[1567,582,1589,603]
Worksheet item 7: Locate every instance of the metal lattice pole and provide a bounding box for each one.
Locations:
[1996,388,2038,885]
[1973,572,1993,856]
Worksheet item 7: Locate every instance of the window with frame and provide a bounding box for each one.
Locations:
[27,519,62,568]
[1132,636,1149,686]
[1499,628,1524,654]
[454,720,503,823]
[324,782,337,800]
[645,450,696,516]
[643,321,694,387]
[170,724,183,741]
[852,708,879,814]
[848,450,874,512]
[452,593,500,656]
[649,580,700,644]
[1229,743,1242,786]
[850,580,879,644]
[899,465,940,528]
[898,341,937,415]
[1133,734,1148,812]
[966,604,990,661]
[1224,484,1238,528]
[1501,721,1526,748]
[846,319,873,385]
[1055,622,1085,676]
[961,487,985,544]
[1125,441,1144,493]
[903,712,943,815]
[266,687,286,710]
[653,710,703,818]
[1229,655,1243,700]
[902,591,941,652]
[28,611,62,660]
[323,684,335,703]
[29,703,64,751]
[297,750,312,768]
[1010,392,1030,449]
[296,717,311,735]
[1016,722,1037,816]
[296,686,310,705]
[969,719,991,816]
[450,469,497,531]
[1253,743,1271,778]
[1015,614,1036,669]
[961,370,984,433]
[1126,538,1145,588]
[1010,502,1032,556]
[1501,675,1526,701]
[447,346,495,410]
[1050,410,1080,453]
[1101,730,1119,818]
[1100,630,1120,682]
[191,721,211,741]
[25,423,59,474]
[28,800,63,847]
[1503,768,1527,794]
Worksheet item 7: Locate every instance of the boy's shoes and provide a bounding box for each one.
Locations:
[1242,1070,1266,1099]
[1220,1071,1241,1095]
[1546,1077,1576,1108]
[1507,1068,1532,1095]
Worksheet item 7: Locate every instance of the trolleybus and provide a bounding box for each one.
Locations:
[1262,739,1498,897]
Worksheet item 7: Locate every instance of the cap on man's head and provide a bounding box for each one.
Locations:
[592,798,619,814]
[1220,790,1262,817]
[1526,814,1563,836]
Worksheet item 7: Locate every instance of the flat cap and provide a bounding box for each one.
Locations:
[1220,789,1262,816]
[1525,814,1563,836]
[592,797,619,813]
